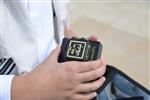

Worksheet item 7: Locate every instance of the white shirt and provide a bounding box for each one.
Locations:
[0,0,69,99]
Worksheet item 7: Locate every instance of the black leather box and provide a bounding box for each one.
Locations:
[58,37,103,62]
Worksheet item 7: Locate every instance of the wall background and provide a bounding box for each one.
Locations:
[68,0,150,89]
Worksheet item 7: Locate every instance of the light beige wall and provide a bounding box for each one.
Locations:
[68,0,150,89]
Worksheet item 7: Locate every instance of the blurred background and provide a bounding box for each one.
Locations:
[68,0,149,89]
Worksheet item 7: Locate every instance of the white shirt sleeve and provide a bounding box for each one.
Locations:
[53,0,70,43]
[0,75,14,100]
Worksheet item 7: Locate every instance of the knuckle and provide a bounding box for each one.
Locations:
[92,69,100,79]
[101,65,106,76]
[95,82,101,89]
[90,84,98,91]
[98,66,106,77]
[65,65,77,74]
[85,95,94,100]
[90,86,96,92]
[87,62,96,70]
[75,96,90,100]
[90,64,97,70]
[94,71,100,78]
[104,63,106,71]
[88,80,101,91]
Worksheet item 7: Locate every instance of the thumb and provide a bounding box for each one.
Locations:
[48,46,61,62]
[88,35,98,41]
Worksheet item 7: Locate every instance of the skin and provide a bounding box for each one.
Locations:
[11,28,106,100]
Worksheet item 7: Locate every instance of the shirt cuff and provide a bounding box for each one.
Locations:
[0,75,14,100]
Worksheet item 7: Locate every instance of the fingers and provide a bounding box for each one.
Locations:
[88,35,98,41]
[75,77,105,93]
[77,58,105,74]
[73,92,97,100]
[77,63,106,83]
[65,59,105,83]
[75,59,103,73]
[72,77,105,100]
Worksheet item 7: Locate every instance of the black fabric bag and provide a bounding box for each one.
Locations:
[93,65,150,100]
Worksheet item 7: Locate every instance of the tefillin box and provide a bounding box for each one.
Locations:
[58,37,103,62]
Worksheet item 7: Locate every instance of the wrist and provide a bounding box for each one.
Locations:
[11,74,32,100]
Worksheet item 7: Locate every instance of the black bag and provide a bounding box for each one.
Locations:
[93,65,150,100]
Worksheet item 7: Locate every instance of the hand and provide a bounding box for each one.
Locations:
[12,46,106,100]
